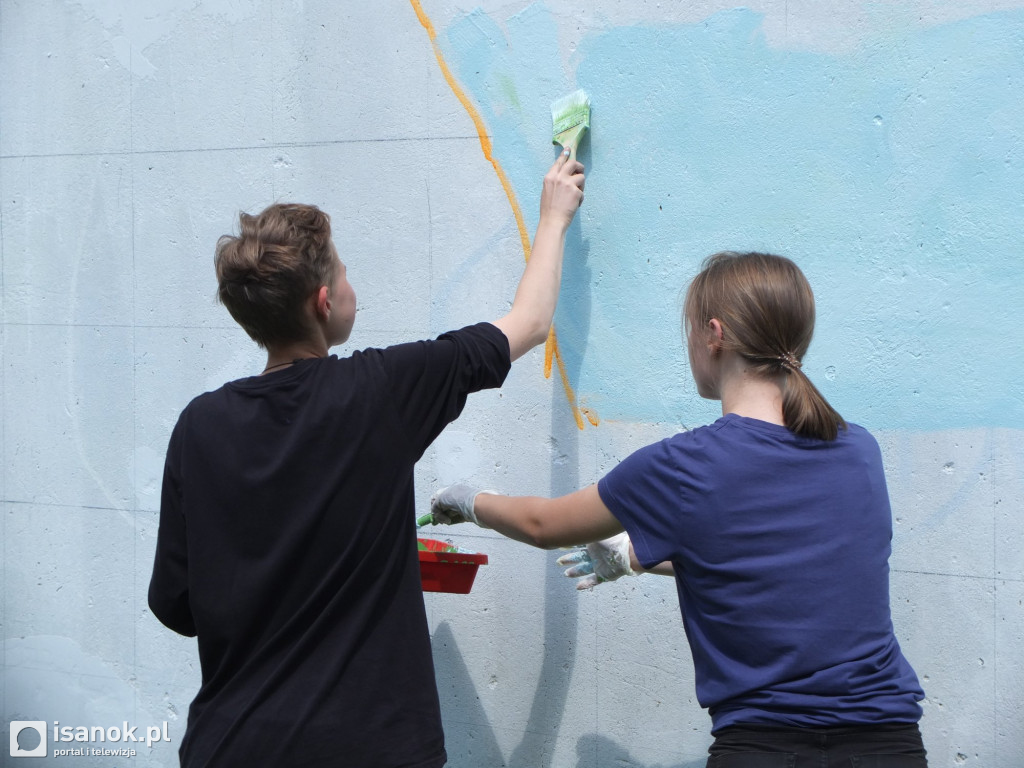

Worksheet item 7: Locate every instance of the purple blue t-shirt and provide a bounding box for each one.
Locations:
[597,413,924,732]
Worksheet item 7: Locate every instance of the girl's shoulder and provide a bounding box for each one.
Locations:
[672,414,878,453]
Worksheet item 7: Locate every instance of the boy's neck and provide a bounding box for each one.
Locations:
[262,339,330,375]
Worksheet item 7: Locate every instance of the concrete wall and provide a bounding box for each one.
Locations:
[2,1,1022,765]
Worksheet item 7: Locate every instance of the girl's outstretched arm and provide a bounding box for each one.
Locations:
[430,483,621,549]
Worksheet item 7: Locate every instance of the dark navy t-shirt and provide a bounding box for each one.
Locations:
[149,323,510,768]
[598,413,924,732]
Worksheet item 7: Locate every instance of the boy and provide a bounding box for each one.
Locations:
[148,151,584,767]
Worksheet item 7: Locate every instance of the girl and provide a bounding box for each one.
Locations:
[428,251,928,767]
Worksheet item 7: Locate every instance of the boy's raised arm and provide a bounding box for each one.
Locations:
[492,150,584,361]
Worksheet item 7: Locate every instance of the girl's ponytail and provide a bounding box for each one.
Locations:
[777,356,845,441]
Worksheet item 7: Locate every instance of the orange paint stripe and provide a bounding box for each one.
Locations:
[580,406,600,427]
[410,0,588,429]
[408,0,531,258]
[551,333,585,430]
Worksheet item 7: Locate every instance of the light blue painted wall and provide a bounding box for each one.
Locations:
[444,5,1024,431]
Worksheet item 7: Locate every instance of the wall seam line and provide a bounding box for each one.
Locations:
[129,36,140,731]
[0,135,483,162]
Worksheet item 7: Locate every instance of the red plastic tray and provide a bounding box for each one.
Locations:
[418,538,488,594]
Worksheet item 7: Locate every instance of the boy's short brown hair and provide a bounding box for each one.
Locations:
[215,203,338,348]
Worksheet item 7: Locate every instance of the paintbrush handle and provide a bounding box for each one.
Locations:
[557,124,587,161]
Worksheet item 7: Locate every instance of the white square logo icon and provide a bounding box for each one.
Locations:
[10,721,46,758]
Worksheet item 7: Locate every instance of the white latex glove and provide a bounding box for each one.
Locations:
[556,532,636,590]
[427,484,496,528]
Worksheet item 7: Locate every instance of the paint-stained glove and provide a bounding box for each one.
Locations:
[427,484,495,528]
[557,532,636,590]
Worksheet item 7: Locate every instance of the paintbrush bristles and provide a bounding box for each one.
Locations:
[551,89,591,137]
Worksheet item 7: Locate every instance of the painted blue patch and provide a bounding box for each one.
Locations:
[443,6,1024,431]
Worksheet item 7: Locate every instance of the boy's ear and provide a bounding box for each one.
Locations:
[314,285,330,321]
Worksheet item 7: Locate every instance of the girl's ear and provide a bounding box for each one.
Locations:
[707,318,724,354]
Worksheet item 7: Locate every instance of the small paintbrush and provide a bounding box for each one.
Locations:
[551,89,591,161]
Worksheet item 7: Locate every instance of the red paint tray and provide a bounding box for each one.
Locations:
[417,538,488,594]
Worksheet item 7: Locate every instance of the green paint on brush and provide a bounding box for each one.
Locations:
[551,89,590,160]
[416,513,434,528]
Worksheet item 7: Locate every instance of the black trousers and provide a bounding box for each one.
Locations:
[706,723,928,767]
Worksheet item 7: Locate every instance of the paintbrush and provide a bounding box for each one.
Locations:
[416,513,434,529]
[551,89,590,161]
